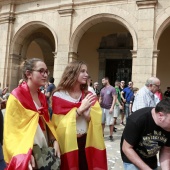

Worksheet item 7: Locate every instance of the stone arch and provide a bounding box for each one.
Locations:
[9,21,57,90]
[10,21,57,55]
[69,13,137,54]
[154,16,170,50]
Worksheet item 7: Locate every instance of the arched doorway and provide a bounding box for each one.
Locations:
[157,26,170,93]
[9,22,56,90]
[77,21,133,87]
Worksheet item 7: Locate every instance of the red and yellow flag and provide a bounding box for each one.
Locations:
[3,82,57,170]
[52,94,107,170]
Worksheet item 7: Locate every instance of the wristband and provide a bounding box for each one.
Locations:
[76,109,81,116]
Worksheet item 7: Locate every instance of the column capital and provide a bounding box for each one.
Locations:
[136,0,158,9]
[68,52,78,62]
[9,53,21,60]
[153,50,160,58]
[130,50,137,58]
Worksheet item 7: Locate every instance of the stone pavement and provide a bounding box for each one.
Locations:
[104,119,124,170]
[104,117,162,170]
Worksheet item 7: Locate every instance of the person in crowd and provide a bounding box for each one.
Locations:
[87,76,96,95]
[99,77,117,141]
[121,81,134,122]
[121,98,170,170]
[132,77,160,112]
[41,82,49,94]
[0,83,8,99]
[3,58,60,169]
[129,87,139,114]
[52,61,107,170]
[45,77,56,117]
[119,80,125,125]
[155,88,163,104]
[155,89,163,101]
[93,81,100,98]
[164,87,170,98]
[0,103,6,169]
[113,80,123,129]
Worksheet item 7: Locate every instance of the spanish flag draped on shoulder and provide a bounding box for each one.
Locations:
[52,92,107,170]
[3,82,57,170]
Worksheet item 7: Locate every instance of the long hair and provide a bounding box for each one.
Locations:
[55,61,88,92]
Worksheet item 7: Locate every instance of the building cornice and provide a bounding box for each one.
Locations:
[0,0,39,5]
[136,0,158,9]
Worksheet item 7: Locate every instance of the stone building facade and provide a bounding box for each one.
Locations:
[0,0,170,92]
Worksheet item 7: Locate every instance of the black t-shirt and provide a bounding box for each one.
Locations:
[164,90,170,98]
[0,110,3,144]
[120,107,170,169]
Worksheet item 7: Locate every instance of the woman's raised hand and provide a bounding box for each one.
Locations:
[78,93,96,114]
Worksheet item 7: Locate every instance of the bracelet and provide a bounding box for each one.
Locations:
[76,109,81,116]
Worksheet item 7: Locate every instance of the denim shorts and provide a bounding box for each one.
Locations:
[123,162,158,170]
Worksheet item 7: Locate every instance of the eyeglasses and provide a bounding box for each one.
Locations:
[32,68,50,75]
[152,84,160,88]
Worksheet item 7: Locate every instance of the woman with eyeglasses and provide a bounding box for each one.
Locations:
[3,58,60,170]
[51,61,107,170]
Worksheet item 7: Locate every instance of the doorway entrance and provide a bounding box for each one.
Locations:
[105,59,132,86]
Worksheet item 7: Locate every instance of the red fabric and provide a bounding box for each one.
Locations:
[52,96,81,115]
[52,91,97,115]
[5,149,32,170]
[60,150,78,170]
[12,82,50,123]
[86,147,107,170]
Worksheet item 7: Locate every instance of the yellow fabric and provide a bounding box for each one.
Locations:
[3,94,57,163]
[86,102,105,149]
[52,101,105,155]
[52,108,77,154]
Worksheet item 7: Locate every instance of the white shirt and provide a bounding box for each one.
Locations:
[132,86,156,112]
[53,91,88,135]
[88,86,96,95]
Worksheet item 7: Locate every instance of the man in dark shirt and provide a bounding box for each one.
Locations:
[164,87,170,98]
[45,77,56,117]
[121,98,170,170]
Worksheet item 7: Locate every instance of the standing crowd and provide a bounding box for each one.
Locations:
[0,58,170,170]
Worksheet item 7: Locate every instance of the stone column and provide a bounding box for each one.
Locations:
[98,56,106,88]
[8,54,22,90]
[134,0,157,88]
[53,5,74,85]
[152,50,160,77]
[0,4,15,89]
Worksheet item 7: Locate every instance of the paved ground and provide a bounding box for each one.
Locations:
[104,118,124,170]
[104,117,161,170]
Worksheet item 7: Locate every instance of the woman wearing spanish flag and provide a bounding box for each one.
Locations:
[3,58,60,170]
[52,61,107,170]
